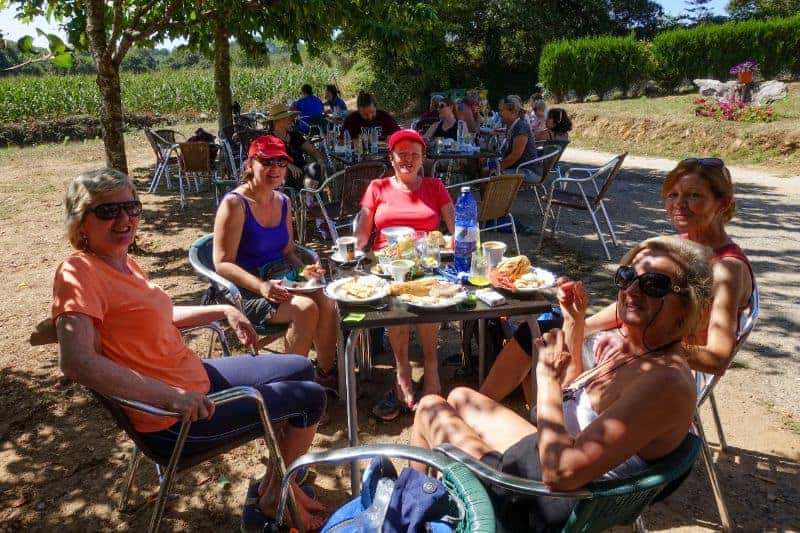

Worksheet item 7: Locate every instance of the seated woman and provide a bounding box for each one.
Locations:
[418,94,445,123]
[324,84,348,117]
[535,107,572,142]
[423,97,459,141]
[52,169,327,530]
[265,102,327,190]
[354,129,455,421]
[483,95,539,179]
[480,157,753,405]
[213,135,339,390]
[411,236,712,530]
[528,94,546,134]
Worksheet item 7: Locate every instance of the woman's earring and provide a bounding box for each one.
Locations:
[79,233,88,249]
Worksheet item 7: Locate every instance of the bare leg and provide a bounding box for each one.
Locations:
[307,290,338,372]
[416,322,441,396]
[387,325,415,407]
[447,386,536,452]
[271,295,319,356]
[479,338,531,402]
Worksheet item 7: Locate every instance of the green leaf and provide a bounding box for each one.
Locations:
[17,35,34,53]
[51,52,73,69]
[46,33,68,55]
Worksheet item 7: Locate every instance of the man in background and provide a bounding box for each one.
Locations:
[342,92,400,141]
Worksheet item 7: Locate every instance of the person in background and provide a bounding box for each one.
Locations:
[292,84,325,134]
[324,84,348,116]
[484,95,538,179]
[186,127,219,167]
[528,95,547,135]
[265,102,326,190]
[213,135,339,394]
[457,95,481,133]
[342,91,400,141]
[53,169,327,530]
[354,129,455,421]
[419,94,445,123]
[536,107,572,142]
[423,97,458,141]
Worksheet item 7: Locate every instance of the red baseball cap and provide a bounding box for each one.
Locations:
[388,129,426,151]
[248,134,290,160]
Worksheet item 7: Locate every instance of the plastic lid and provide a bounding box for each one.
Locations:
[460,186,471,193]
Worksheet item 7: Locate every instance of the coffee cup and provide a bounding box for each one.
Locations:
[336,236,357,262]
[482,241,507,268]
[389,259,415,282]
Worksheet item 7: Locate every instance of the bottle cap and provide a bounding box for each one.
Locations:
[460,186,470,193]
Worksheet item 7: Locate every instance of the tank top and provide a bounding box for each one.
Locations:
[228,191,289,270]
[432,120,458,140]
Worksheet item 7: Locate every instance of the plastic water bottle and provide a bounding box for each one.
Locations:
[454,186,478,273]
[343,129,352,151]
[370,127,379,154]
[456,120,466,145]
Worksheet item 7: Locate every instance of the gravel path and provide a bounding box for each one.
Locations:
[513,147,800,421]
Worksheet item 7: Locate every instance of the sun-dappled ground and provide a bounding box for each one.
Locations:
[0,127,798,531]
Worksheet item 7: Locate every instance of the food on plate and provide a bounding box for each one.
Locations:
[426,230,452,250]
[495,255,532,278]
[338,276,380,299]
[389,278,438,296]
[390,278,464,306]
[513,271,551,290]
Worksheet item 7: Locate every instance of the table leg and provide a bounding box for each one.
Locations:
[478,318,486,385]
[344,327,362,494]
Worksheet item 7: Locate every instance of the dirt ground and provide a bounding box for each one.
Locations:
[0,128,798,531]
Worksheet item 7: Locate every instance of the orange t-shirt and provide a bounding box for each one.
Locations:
[51,252,210,432]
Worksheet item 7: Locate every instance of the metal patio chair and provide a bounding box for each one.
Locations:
[188,234,318,347]
[145,129,185,193]
[436,433,701,533]
[519,141,569,213]
[536,152,627,260]
[299,160,386,243]
[447,173,525,255]
[689,282,759,532]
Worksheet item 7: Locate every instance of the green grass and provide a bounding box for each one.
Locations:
[0,61,342,123]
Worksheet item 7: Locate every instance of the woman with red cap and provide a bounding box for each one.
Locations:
[213,135,339,392]
[355,129,455,420]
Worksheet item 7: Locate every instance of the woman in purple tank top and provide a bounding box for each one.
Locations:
[212,135,338,385]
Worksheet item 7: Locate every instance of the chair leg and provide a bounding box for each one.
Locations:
[532,185,544,214]
[633,515,648,533]
[206,330,216,358]
[119,446,143,510]
[599,200,618,246]
[708,392,728,452]
[148,421,191,533]
[536,193,554,254]
[695,413,732,532]
[363,330,373,381]
[552,206,562,235]
[589,206,612,260]
[509,214,521,255]
[177,170,185,209]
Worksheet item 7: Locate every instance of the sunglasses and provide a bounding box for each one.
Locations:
[681,157,724,167]
[614,265,683,298]
[254,157,289,168]
[89,200,143,221]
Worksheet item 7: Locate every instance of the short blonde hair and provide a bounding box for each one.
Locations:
[64,168,138,249]
[619,236,714,338]
[498,95,525,117]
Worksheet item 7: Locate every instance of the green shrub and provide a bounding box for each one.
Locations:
[538,35,653,102]
[651,14,800,89]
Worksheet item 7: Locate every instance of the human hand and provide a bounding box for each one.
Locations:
[288,163,302,180]
[223,305,258,347]
[260,279,291,303]
[535,329,572,381]
[165,388,215,422]
[556,277,587,322]
[593,330,627,363]
[302,263,325,281]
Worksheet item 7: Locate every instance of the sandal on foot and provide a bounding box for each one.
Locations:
[372,387,413,421]
[241,481,270,533]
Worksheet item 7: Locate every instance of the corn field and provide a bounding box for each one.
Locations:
[0,61,341,123]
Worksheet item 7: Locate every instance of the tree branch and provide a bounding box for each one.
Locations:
[109,0,124,49]
[113,0,184,65]
[2,52,54,71]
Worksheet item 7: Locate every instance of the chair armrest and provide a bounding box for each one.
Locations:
[108,385,263,419]
[445,176,491,190]
[434,444,593,499]
[301,168,345,195]
[517,147,561,170]
[188,245,243,306]
[179,321,231,357]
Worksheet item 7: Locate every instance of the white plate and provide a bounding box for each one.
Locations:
[324,275,388,303]
[494,267,556,294]
[395,283,468,310]
[330,250,366,264]
[282,279,324,293]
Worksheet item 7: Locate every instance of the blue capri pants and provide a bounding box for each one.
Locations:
[140,354,326,457]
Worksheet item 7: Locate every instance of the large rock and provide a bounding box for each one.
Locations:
[753,80,788,105]
[693,79,738,100]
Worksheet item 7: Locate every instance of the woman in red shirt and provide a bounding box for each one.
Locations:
[355,129,455,420]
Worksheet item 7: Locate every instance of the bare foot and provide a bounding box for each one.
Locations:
[258,476,327,530]
[396,372,416,408]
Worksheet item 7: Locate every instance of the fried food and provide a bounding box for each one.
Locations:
[496,255,532,279]
[339,276,379,299]
[389,278,438,296]
[395,279,464,306]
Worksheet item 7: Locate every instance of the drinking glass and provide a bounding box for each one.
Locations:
[422,242,441,270]
[469,252,490,286]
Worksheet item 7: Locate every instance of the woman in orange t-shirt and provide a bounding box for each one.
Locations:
[51,169,327,530]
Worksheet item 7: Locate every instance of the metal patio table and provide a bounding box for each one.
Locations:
[333,285,551,492]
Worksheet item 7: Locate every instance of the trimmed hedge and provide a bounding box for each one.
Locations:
[539,35,653,102]
[538,14,800,101]
[651,15,800,89]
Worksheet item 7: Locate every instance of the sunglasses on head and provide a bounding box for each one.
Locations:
[438,102,450,109]
[90,200,143,221]
[614,265,683,298]
[254,157,289,168]
[681,157,724,168]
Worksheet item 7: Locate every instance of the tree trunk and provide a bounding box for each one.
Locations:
[85,0,128,173]
[214,25,233,132]
[95,58,128,173]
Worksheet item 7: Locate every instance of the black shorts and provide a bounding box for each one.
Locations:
[479,433,576,532]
